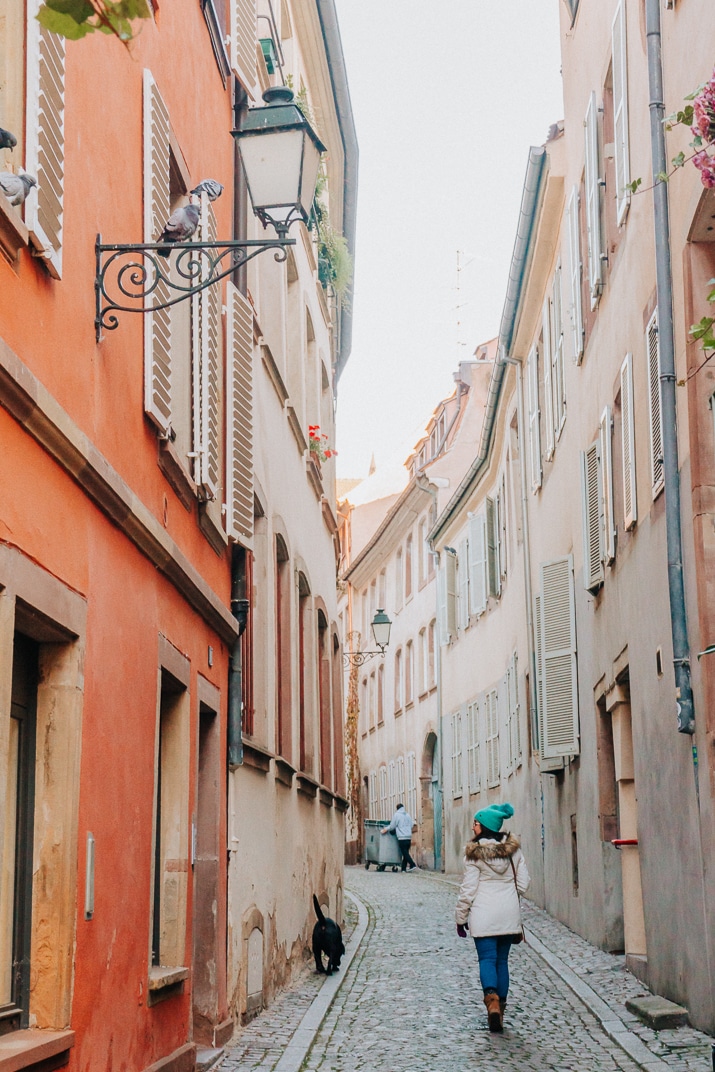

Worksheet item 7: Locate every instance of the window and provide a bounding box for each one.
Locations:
[238,547,255,736]
[427,620,436,688]
[581,439,604,591]
[394,648,403,712]
[458,537,470,630]
[485,689,500,788]
[404,640,413,706]
[539,556,580,759]
[550,264,566,435]
[467,699,480,795]
[620,353,637,530]
[418,627,427,695]
[369,771,377,819]
[396,756,405,805]
[468,514,487,616]
[566,188,584,363]
[438,550,457,644]
[318,612,332,788]
[646,310,664,497]
[378,569,386,610]
[368,670,376,730]
[361,677,368,735]
[451,712,463,798]
[506,653,522,772]
[298,580,310,773]
[379,766,388,820]
[275,536,292,761]
[542,297,555,460]
[406,753,418,820]
[486,498,501,599]
[388,760,396,816]
[395,549,403,610]
[600,406,616,564]
[418,519,427,585]
[405,534,413,601]
[377,664,384,725]
[527,346,543,490]
[584,91,604,308]
[612,0,630,226]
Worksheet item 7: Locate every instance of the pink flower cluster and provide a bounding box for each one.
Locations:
[692,70,715,187]
[308,424,337,462]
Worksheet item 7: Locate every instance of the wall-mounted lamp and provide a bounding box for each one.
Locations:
[344,610,392,668]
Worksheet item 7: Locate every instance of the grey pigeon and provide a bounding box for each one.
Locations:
[0,171,37,206]
[190,178,224,202]
[156,202,200,257]
[0,127,17,150]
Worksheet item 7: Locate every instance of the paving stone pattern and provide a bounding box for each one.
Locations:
[220,867,713,1072]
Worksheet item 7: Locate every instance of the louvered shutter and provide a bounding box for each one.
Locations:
[600,406,615,563]
[193,196,221,498]
[646,311,664,496]
[486,690,500,788]
[458,538,469,631]
[467,700,480,793]
[437,561,449,646]
[540,556,579,758]
[486,497,500,598]
[230,0,257,97]
[620,353,637,529]
[567,187,584,363]
[527,346,543,489]
[451,712,463,797]
[468,512,487,615]
[542,298,555,459]
[584,91,603,307]
[143,70,173,435]
[612,0,630,226]
[226,281,254,543]
[581,441,603,590]
[551,265,565,432]
[534,592,544,753]
[445,550,458,638]
[25,7,65,278]
[508,653,521,769]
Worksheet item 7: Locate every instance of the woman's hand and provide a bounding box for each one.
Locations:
[456,924,468,938]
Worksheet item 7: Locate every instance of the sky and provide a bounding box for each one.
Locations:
[332,0,564,480]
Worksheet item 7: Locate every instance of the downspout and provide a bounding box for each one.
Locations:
[418,474,444,871]
[645,0,694,735]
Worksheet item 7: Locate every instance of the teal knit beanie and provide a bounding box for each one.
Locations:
[474,802,514,832]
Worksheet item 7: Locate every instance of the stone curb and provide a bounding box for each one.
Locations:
[271,890,370,1072]
[431,869,671,1072]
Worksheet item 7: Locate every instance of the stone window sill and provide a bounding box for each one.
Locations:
[241,737,273,773]
[0,1027,74,1072]
[297,773,319,799]
[274,757,295,788]
[147,966,189,1007]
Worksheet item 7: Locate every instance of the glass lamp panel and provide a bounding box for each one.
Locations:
[299,136,323,217]
[239,128,304,212]
[372,614,391,649]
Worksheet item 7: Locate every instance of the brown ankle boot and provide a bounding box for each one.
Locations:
[499,998,507,1026]
[483,992,503,1033]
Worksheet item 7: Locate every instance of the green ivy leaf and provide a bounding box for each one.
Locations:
[656,171,669,183]
[672,151,686,168]
[36,5,95,36]
[625,178,642,194]
[113,0,151,18]
[706,288,715,304]
[690,316,715,342]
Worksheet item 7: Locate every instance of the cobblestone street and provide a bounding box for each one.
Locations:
[220,867,713,1072]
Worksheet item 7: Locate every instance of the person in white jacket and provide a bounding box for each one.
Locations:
[380,803,417,870]
[454,802,530,1033]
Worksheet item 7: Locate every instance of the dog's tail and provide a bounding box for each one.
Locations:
[313,894,326,924]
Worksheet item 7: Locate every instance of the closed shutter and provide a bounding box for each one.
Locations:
[193,196,221,498]
[458,538,469,631]
[143,70,173,435]
[620,352,637,529]
[646,311,664,496]
[25,8,65,279]
[612,0,630,226]
[445,549,458,638]
[540,556,579,758]
[226,281,254,543]
[584,91,603,307]
[437,563,448,646]
[581,440,603,591]
[486,497,500,598]
[508,653,521,770]
[451,712,463,797]
[230,0,257,97]
[527,346,542,490]
[567,187,584,363]
[534,592,543,753]
[600,406,615,564]
[551,265,565,433]
[485,689,500,788]
[468,512,487,614]
[467,700,480,793]
[542,298,555,459]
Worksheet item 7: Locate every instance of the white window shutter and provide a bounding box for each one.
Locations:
[437,561,449,646]
[567,187,584,363]
[527,346,543,490]
[194,197,221,499]
[486,497,500,598]
[467,700,480,793]
[551,265,565,433]
[581,440,604,591]
[612,0,630,226]
[600,406,616,564]
[508,653,521,770]
[226,281,254,544]
[445,550,458,638]
[534,592,544,753]
[542,298,555,459]
[584,91,603,308]
[451,712,463,797]
[646,311,664,496]
[25,7,65,278]
[540,556,580,758]
[486,690,500,788]
[468,513,487,615]
[620,352,637,529]
[458,538,469,631]
[143,70,173,436]
[230,0,258,98]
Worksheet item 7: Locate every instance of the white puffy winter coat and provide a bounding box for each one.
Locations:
[454,833,530,937]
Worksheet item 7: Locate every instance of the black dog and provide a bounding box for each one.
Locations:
[312,894,345,976]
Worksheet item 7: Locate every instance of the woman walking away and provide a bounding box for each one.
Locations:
[455,803,530,1033]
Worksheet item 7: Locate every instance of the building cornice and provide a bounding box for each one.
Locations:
[344,478,432,589]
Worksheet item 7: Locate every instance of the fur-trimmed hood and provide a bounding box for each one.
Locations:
[464,832,520,863]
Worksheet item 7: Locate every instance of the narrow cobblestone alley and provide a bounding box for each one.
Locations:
[219,867,712,1072]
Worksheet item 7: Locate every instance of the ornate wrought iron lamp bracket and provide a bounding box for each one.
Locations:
[343,649,386,668]
[94,233,295,341]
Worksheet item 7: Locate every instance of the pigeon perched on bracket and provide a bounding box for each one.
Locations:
[190,179,224,202]
[0,127,17,150]
[156,199,200,258]
[0,171,37,206]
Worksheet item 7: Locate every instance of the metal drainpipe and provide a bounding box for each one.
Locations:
[645,0,695,735]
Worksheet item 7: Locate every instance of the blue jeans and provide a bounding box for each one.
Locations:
[474,936,513,998]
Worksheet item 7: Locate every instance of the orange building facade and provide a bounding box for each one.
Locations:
[0,0,354,1069]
